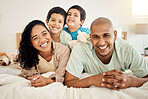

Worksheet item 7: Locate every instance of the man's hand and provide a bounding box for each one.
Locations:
[101,70,132,90]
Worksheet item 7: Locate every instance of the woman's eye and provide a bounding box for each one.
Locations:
[43,33,47,36]
[33,37,38,40]
[51,19,55,21]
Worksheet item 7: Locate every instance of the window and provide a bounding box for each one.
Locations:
[132,0,148,18]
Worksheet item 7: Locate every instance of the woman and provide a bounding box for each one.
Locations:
[18,20,70,87]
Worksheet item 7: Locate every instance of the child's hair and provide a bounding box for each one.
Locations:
[67,5,86,21]
[46,7,67,25]
[18,20,49,70]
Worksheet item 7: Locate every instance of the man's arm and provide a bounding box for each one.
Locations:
[103,71,148,89]
[129,74,148,87]
[64,72,104,88]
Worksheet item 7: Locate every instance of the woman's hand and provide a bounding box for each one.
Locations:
[27,75,55,87]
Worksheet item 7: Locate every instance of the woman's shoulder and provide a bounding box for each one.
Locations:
[53,42,70,52]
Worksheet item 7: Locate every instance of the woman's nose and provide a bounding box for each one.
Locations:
[39,37,46,43]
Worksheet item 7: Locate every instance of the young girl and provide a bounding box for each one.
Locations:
[18,20,70,87]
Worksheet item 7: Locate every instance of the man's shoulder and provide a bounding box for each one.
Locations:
[73,41,92,52]
[115,38,136,54]
[115,38,132,49]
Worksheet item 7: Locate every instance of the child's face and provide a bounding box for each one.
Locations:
[47,13,65,34]
[31,25,52,53]
[66,9,83,28]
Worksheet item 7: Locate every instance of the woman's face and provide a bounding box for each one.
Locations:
[30,25,52,53]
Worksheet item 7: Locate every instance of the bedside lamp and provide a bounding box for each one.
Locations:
[135,24,148,55]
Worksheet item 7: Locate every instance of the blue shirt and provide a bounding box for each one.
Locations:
[63,26,90,40]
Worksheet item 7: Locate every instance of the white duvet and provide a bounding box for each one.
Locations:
[0,73,148,99]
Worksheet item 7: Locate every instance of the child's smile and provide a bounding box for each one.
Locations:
[48,13,64,34]
[66,9,82,28]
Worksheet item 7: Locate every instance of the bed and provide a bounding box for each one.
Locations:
[0,72,148,99]
[0,32,148,99]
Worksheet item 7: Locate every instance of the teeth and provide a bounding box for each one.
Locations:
[68,20,73,22]
[52,27,58,29]
[99,46,107,50]
[41,42,47,47]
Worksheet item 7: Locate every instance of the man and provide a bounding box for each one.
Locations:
[64,17,148,90]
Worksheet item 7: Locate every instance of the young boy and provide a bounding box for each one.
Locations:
[63,5,90,40]
[46,7,72,46]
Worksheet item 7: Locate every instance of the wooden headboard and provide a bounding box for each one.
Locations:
[16,33,22,49]
[16,32,127,49]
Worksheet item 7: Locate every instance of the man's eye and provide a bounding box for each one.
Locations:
[51,19,55,21]
[104,35,109,37]
[92,36,99,39]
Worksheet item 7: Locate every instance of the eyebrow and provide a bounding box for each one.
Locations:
[104,33,110,35]
[68,12,78,15]
[32,30,47,39]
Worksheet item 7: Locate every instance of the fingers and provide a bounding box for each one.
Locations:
[32,82,45,87]
[101,70,129,90]
[104,70,123,77]
[101,83,116,89]
[27,76,33,80]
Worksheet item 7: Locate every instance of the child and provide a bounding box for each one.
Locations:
[18,20,70,87]
[63,5,90,40]
[46,7,72,46]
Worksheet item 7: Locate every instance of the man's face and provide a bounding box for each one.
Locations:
[90,24,117,58]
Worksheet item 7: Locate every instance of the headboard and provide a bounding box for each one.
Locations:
[16,32,127,49]
[16,33,22,49]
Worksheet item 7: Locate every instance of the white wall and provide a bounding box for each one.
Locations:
[0,0,148,53]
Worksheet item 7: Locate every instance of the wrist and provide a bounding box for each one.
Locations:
[129,76,147,87]
[46,78,55,84]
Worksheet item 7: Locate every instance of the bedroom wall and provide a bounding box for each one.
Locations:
[0,0,148,54]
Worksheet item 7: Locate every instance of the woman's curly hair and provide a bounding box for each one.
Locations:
[18,20,49,70]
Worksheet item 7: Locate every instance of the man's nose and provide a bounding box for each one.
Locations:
[98,38,105,45]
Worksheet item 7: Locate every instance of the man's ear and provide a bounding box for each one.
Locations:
[46,19,49,26]
[114,30,117,41]
[80,20,84,26]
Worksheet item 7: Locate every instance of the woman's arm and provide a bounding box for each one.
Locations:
[49,47,70,82]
